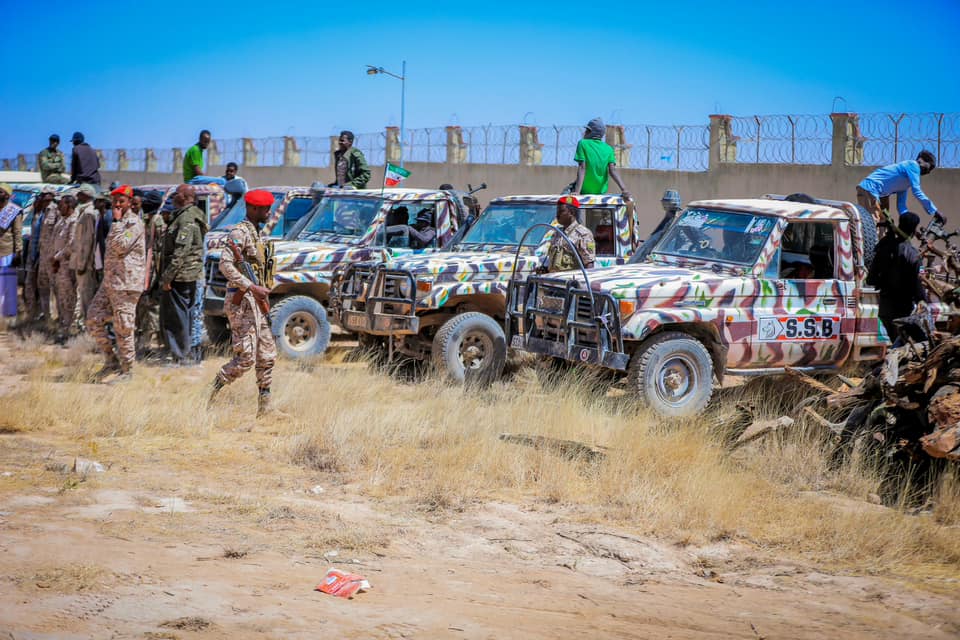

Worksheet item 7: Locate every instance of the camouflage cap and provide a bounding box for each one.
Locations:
[76,184,97,198]
[40,185,58,195]
[94,190,112,202]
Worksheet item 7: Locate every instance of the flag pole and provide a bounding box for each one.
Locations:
[380,163,388,248]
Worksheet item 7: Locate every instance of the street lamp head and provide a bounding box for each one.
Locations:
[366,65,380,75]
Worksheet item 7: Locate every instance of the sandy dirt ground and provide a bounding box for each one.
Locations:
[1,333,958,639]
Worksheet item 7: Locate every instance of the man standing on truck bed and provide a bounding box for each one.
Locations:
[574,118,631,200]
[866,212,927,342]
[208,189,277,417]
[183,130,212,183]
[545,195,595,273]
[857,151,942,225]
[329,131,370,189]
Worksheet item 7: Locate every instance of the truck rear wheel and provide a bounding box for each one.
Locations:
[270,295,331,359]
[627,331,714,417]
[432,312,506,385]
[204,315,230,345]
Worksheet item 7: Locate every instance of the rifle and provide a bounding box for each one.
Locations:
[226,237,270,314]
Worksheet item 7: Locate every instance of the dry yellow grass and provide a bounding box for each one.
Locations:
[3,336,960,582]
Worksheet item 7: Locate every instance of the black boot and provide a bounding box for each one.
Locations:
[257,388,271,418]
[208,376,226,408]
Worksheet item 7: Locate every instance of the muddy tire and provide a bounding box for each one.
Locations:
[432,312,507,385]
[627,331,714,417]
[270,295,331,359]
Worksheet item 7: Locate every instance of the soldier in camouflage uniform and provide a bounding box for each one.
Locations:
[208,190,277,416]
[545,195,596,273]
[36,190,62,327]
[23,186,57,321]
[87,185,145,380]
[38,135,68,184]
[51,194,80,341]
[135,192,165,354]
[72,184,100,325]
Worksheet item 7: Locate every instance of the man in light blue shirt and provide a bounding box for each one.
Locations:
[856,150,941,224]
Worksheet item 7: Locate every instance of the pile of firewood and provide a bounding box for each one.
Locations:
[785,224,960,471]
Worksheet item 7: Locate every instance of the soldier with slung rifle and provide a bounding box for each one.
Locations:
[208,189,277,416]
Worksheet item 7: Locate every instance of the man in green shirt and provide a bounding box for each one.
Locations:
[38,134,68,184]
[574,118,630,199]
[182,130,211,182]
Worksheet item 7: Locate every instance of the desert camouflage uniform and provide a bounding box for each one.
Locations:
[87,209,145,371]
[216,220,276,389]
[547,220,596,272]
[135,214,165,351]
[36,204,60,323]
[52,210,79,334]
[72,200,100,323]
[24,202,57,321]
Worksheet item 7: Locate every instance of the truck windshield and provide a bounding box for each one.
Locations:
[458,203,556,247]
[652,208,775,266]
[294,196,381,242]
[211,192,283,231]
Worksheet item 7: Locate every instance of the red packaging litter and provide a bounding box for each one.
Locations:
[315,568,370,599]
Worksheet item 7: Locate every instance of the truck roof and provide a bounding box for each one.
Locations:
[332,187,451,201]
[690,198,848,220]
[492,194,627,206]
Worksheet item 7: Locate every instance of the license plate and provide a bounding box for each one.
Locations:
[510,335,524,348]
[346,314,366,329]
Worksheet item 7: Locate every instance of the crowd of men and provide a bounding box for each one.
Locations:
[0,119,949,393]
[0,181,212,377]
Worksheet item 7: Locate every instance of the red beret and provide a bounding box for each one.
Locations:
[557,195,580,208]
[111,184,133,198]
[244,189,274,207]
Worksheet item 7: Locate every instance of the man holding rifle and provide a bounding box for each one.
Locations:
[208,189,277,416]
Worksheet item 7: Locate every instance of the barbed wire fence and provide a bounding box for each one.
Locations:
[4,112,958,174]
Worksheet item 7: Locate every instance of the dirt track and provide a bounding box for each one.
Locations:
[1,333,958,639]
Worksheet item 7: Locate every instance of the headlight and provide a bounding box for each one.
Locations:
[415,277,434,298]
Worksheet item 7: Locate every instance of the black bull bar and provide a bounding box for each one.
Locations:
[503,223,629,370]
[331,263,420,334]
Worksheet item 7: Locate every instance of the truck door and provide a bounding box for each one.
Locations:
[750,220,854,368]
[581,206,621,266]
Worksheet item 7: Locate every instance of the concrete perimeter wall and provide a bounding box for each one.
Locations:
[104,162,959,238]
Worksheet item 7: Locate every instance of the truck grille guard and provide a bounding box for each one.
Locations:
[332,262,418,332]
[503,223,629,370]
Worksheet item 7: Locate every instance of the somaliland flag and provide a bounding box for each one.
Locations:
[384,163,411,187]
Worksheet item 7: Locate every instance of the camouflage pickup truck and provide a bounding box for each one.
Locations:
[506,196,892,417]
[332,194,640,382]
[204,187,473,358]
[204,185,320,251]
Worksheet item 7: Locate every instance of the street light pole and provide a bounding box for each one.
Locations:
[400,60,406,168]
[366,62,408,168]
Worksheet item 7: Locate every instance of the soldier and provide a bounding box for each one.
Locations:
[135,191,165,354]
[208,189,278,416]
[72,184,100,324]
[36,189,61,328]
[545,195,596,273]
[51,194,80,342]
[158,184,208,365]
[38,134,68,184]
[23,186,57,321]
[87,185,145,380]
[0,184,23,319]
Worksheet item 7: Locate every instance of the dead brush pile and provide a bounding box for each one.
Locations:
[3,337,960,579]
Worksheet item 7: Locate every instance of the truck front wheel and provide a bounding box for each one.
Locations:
[627,331,714,417]
[432,312,507,385]
[270,295,332,359]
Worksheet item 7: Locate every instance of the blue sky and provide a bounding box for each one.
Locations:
[2,0,959,157]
